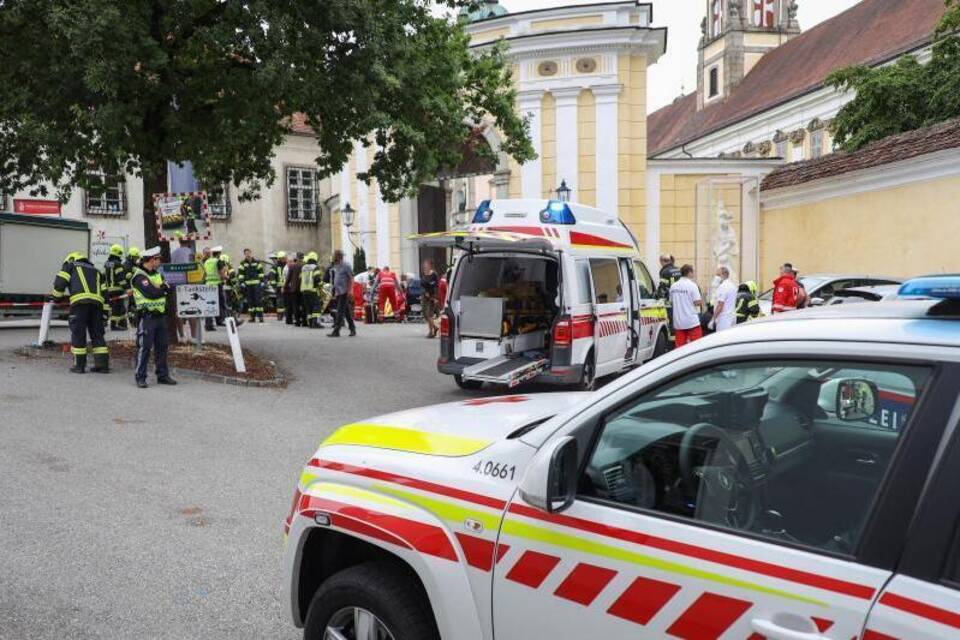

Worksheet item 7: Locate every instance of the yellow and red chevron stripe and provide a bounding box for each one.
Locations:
[305,461,875,600]
[294,461,909,638]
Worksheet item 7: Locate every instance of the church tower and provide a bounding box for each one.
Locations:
[696,0,801,110]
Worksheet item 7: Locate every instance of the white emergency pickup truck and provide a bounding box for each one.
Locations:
[284,276,960,640]
[413,199,669,390]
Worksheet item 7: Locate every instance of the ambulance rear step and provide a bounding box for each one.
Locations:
[461,355,548,388]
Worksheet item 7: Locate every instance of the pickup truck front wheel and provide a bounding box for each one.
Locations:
[304,562,439,640]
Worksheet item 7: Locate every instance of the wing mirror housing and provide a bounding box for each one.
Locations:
[836,378,880,422]
[519,436,578,514]
[810,297,825,307]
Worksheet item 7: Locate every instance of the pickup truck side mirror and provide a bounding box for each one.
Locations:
[519,436,578,514]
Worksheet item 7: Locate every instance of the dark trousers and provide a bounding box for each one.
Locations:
[294,292,307,326]
[69,303,107,368]
[333,294,356,333]
[206,284,226,329]
[303,291,320,326]
[245,284,263,319]
[107,289,127,329]
[136,314,170,382]
[284,292,296,324]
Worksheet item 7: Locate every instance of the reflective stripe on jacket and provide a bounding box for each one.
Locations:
[52,259,105,307]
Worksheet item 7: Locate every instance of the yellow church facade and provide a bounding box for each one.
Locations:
[328,1,666,275]
[328,0,958,288]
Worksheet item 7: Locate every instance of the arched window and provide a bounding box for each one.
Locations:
[711,0,723,36]
[753,0,776,27]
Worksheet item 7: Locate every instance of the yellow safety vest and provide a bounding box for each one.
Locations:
[204,257,222,285]
[132,269,167,314]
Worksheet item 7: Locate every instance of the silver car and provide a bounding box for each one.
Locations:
[759,274,903,314]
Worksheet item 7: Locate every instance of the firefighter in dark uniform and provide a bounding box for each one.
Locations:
[239,248,266,322]
[52,251,110,374]
[270,251,287,320]
[123,246,141,327]
[131,247,176,388]
[300,252,323,328]
[103,244,128,330]
[736,280,762,324]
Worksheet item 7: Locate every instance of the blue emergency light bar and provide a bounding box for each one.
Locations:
[472,200,494,223]
[898,276,960,300]
[539,200,577,225]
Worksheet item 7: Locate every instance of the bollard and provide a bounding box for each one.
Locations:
[225,317,246,373]
[35,301,53,347]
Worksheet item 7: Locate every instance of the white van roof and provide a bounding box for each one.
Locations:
[410,199,640,257]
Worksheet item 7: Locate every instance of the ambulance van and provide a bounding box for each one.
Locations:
[414,199,669,390]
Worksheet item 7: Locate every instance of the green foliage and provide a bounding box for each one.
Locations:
[352,247,367,274]
[827,0,960,152]
[0,0,534,204]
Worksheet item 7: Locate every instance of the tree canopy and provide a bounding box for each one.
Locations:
[0,0,534,242]
[827,0,960,152]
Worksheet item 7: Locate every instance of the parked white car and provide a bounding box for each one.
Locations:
[284,276,960,640]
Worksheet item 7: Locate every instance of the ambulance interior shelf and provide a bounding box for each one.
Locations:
[454,256,560,343]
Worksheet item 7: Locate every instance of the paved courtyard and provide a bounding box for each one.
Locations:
[0,320,477,639]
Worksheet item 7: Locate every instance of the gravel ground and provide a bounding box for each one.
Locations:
[0,319,475,640]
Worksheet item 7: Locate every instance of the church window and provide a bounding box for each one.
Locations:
[753,0,776,28]
[709,67,719,98]
[811,129,824,159]
[775,139,787,159]
[711,0,723,37]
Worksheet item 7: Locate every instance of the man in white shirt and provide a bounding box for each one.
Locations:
[711,265,738,332]
[669,264,704,347]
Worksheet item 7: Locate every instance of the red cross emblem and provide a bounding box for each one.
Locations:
[463,395,529,406]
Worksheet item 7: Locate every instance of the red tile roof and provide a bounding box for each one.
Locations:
[761,117,960,191]
[648,0,945,157]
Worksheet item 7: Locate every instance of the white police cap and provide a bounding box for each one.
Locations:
[142,247,162,259]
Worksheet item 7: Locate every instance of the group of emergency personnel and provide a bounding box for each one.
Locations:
[656,254,764,347]
[52,245,176,388]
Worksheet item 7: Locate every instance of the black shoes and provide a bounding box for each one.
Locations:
[158,377,178,386]
[70,366,86,374]
[327,331,340,337]
[136,379,148,389]
[90,367,110,374]
[349,330,357,337]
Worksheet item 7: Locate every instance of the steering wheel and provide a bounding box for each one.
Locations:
[678,423,760,531]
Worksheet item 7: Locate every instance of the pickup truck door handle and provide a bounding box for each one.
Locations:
[751,617,826,640]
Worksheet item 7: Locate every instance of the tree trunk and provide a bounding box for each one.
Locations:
[141,161,180,344]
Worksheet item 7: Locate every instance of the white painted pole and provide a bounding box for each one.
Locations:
[225,316,246,373]
[35,302,53,347]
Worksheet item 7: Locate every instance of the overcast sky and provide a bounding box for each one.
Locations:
[481,0,863,112]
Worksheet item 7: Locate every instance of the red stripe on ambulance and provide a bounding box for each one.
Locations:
[665,592,752,640]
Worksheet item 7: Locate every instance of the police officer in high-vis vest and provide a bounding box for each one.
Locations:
[52,251,110,374]
[131,247,176,388]
[104,244,128,330]
[271,251,288,320]
[203,246,226,331]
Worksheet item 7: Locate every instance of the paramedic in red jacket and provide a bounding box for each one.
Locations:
[771,263,800,314]
[438,269,450,309]
[376,266,403,321]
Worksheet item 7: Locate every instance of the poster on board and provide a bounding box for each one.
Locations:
[153,192,213,243]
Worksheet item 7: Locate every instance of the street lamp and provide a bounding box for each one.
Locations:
[341,202,356,229]
[555,179,572,202]
[452,196,469,229]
